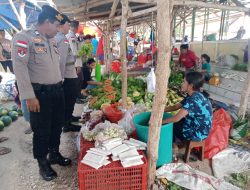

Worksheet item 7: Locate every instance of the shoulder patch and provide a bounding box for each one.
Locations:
[17,47,27,57]
[64,39,69,44]
[33,37,43,43]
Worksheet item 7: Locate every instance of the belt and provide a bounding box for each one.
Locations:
[66,62,75,66]
[32,82,63,91]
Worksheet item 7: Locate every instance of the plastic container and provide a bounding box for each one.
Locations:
[78,139,147,190]
[133,112,173,167]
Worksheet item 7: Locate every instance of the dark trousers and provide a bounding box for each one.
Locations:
[173,118,186,141]
[63,78,78,126]
[0,60,14,73]
[30,83,65,159]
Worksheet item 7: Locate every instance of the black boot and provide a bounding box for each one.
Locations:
[48,151,71,166]
[37,158,57,181]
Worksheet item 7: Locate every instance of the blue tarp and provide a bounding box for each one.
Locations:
[0,0,41,30]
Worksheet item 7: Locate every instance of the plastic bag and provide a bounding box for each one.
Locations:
[156,163,241,190]
[103,104,123,123]
[118,110,134,135]
[212,147,250,178]
[205,108,232,159]
[146,68,156,93]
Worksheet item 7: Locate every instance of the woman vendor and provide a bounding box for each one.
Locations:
[178,44,198,71]
[162,71,212,160]
[81,58,102,96]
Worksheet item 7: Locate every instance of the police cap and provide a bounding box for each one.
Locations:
[60,14,71,25]
[39,5,64,24]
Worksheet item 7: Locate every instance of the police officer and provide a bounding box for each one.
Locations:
[66,20,83,100]
[12,6,71,181]
[55,15,80,132]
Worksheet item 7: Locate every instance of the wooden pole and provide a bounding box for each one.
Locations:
[147,0,172,188]
[109,0,120,18]
[106,20,112,73]
[191,8,196,42]
[238,39,250,118]
[120,0,129,108]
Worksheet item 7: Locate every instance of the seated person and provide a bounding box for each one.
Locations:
[81,58,102,96]
[200,54,211,82]
[162,72,213,159]
[179,44,198,71]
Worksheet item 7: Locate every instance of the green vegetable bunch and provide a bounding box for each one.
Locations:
[78,43,93,60]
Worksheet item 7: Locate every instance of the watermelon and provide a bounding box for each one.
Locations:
[11,105,19,111]
[0,108,8,116]
[0,120,4,131]
[8,111,18,121]
[17,109,23,116]
[1,116,12,127]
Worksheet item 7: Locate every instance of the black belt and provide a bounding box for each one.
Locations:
[32,82,63,91]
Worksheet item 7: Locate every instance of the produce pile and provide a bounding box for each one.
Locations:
[89,73,184,110]
[0,105,23,131]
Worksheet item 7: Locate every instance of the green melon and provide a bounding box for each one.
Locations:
[11,105,19,111]
[0,108,8,116]
[17,109,23,116]
[0,120,4,131]
[1,116,12,127]
[8,111,18,121]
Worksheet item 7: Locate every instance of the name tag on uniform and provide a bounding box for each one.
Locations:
[33,37,43,43]
[35,47,47,53]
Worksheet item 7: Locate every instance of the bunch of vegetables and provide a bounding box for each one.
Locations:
[78,43,93,60]
[169,71,184,89]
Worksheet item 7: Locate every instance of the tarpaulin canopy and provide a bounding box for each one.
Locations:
[0,0,41,30]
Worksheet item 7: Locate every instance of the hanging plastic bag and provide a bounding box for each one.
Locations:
[212,147,250,178]
[146,68,156,93]
[205,108,232,159]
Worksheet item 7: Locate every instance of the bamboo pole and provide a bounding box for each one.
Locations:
[191,8,196,42]
[238,39,250,118]
[110,0,120,18]
[120,0,129,108]
[147,0,172,188]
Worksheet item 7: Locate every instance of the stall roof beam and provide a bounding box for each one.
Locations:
[110,0,120,18]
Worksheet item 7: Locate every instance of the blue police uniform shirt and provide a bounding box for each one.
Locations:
[181,91,213,141]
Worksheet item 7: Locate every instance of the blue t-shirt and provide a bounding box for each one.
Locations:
[91,38,98,56]
[181,92,213,141]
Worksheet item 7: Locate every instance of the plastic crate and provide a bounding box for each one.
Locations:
[78,141,147,190]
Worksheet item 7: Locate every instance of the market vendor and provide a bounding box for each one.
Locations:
[162,72,212,159]
[81,58,102,96]
[178,44,198,71]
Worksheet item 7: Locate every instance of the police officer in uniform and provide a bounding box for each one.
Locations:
[66,21,83,101]
[12,6,71,181]
[55,15,80,132]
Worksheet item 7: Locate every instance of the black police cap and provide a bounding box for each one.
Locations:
[41,5,64,24]
[60,14,71,25]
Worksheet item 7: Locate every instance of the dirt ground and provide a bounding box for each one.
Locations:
[0,102,83,190]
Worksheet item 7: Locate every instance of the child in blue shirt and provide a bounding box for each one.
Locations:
[201,54,211,82]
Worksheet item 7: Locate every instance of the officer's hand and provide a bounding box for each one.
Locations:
[76,67,81,75]
[97,82,103,86]
[27,98,40,112]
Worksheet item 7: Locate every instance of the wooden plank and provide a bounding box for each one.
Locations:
[128,0,156,3]
[174,0,250,13]
[109,0,120,18]
[114,6,157,20]
[120,0,129,108]
[147,0,173,188]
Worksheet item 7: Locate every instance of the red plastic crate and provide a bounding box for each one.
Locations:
[78,138,147,190]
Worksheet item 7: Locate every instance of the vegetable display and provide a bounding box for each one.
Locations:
[89,72,183,110]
